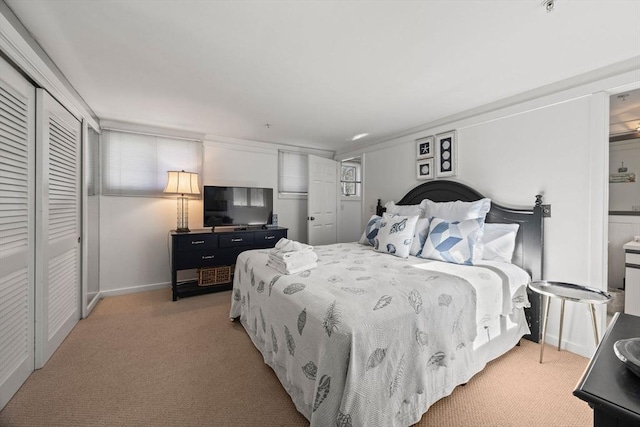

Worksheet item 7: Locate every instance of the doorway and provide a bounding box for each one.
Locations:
[607,88,640,318]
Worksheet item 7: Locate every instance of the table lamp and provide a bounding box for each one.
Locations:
[163,170,200,232]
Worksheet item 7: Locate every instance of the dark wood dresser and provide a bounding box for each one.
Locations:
[170,227,287,301]
[574,312,640,426]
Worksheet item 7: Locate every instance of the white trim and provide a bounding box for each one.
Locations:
[587,91,609,342]
[100,282,171,298]
[86,291,100,313]
[540,330,592,359]
[205,133,335,157]
[100,119,205,142]
[337,59,640,158]
[0,3,99,130]
[204,137,334,158]
[81,120,89,319]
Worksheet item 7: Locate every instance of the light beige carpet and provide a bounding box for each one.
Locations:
[0,289,592,426]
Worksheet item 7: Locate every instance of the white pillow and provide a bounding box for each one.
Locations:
[359,215,382,246]
[420,217,485,265]
[480,223,520,263]
[384,201,425,218]
[374,213,419,258]
[410,217,431,257]
[423,198,491,222]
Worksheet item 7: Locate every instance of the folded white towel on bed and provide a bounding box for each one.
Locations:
[271,238,314,255]
[270,248,314,260]
[268,251,318,269]
[267,259,318,275]
[267,251,318,274]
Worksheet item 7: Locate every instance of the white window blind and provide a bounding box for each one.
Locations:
[278,151,308,194]
[102,130,202,197]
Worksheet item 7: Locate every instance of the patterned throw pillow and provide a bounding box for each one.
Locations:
[358,215,382,246]
[410,217,431,257]
[374,213,419,258]
[420,217,485,265]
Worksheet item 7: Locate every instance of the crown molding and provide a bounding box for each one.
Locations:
[337,57,640,158]
[0,1,99,130]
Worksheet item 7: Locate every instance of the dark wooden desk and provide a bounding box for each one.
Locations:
[574,312,640,426]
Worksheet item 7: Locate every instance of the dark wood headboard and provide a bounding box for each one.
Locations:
[378,180,544,342]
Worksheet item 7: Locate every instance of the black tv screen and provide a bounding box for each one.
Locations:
[203,186,273,228]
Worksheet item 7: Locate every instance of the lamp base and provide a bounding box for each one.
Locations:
[176,196,191,233]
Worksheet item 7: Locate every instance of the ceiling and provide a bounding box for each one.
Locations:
[5,0,640,152]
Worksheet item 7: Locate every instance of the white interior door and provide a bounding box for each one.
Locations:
[307,154,337,246]
[35,89,81,368]
[0,56,36,410]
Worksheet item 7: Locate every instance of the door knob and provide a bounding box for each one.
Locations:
[308,216,315,221]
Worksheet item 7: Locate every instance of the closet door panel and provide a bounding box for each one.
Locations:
[35,89,81,368]
[0,56,35,410]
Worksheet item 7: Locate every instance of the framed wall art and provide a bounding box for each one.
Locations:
[435,130,457,177]
[416,136,434,159]
[416,158,434,180]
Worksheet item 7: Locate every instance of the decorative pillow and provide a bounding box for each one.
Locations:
[374,213,419,258]
[359,215,382,246]
[423,198,491,222]
[384,201,425,218]
[480,223,520,263]
[420,217,485,265]
[410,217,431,257]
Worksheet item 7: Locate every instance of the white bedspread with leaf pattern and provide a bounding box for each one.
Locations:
[229,242,528,427]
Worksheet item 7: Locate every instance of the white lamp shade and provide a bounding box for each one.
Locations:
[163,170,200,195]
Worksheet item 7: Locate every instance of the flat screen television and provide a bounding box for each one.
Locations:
[203,186,273,229]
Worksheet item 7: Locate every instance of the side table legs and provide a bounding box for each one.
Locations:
[589,303,599,346]
[558,299,565,351]
[540,295,551,363]
[540,299,601,363]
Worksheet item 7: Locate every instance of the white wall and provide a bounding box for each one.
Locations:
[200,141,309,242]
[99,138,329,295]
[338,198,362,243]
[348,70,640,358]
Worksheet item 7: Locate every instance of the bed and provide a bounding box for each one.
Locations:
[229,180,544,426]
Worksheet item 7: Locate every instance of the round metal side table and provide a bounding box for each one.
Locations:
[528,281,612,363]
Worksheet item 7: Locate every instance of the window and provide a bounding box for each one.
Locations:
[340,159,361,197]
[86,126,100,196]
[102,130,202,197]
[278,151,308,196]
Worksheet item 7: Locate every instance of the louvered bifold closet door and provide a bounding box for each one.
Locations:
[35,89,81,368]
[0,56,35,410]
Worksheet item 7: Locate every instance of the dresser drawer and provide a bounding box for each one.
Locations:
[174,249,237,269]
[626,251,640,266]
[176,233,218,252]
[254,230,286,248]
[219,233,255,248]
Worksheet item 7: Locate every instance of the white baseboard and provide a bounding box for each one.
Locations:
[541,333,594,359]
[100,282,171,298]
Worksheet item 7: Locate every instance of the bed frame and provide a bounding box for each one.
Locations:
[377,180,544,342]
